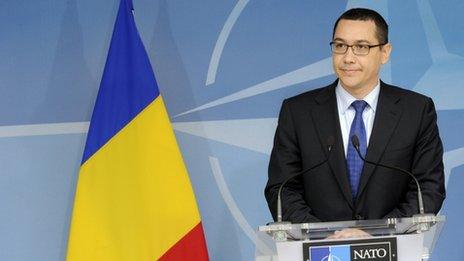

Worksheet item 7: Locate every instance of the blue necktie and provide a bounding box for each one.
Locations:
[347,100,368,200]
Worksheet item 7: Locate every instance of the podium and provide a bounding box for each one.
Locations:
[255,215,445,261]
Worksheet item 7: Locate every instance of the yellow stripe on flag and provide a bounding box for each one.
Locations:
[67,97,201,261]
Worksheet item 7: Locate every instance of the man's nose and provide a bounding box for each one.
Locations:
[343,47,356,63]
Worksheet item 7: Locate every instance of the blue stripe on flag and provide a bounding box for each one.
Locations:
[82,0,159,163]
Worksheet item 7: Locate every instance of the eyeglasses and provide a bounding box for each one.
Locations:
[330,42,387,55]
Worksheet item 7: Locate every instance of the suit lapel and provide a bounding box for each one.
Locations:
[311,82,354,208]
[357,82,403,198]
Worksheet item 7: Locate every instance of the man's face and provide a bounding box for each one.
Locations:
[332,19,391,94]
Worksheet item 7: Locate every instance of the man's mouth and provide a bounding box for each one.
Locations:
[340,68,360,75]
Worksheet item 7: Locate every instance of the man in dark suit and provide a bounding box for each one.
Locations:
[265,8,445,234]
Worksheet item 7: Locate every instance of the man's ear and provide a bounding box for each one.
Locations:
[381,43,392,65]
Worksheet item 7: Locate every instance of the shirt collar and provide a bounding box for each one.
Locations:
[335,80,380,114]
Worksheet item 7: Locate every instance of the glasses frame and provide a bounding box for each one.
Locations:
[329,41,387,56]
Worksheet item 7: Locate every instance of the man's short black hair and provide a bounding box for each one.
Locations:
[333,8,389,44]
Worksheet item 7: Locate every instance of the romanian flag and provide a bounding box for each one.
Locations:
[66,0,209,260]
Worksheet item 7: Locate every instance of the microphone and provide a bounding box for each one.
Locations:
[350,135,425,215]
[275,136,335,223]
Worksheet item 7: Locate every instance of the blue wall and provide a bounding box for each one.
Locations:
[0,0,463,260]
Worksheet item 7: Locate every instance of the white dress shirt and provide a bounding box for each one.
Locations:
[335,81,380,156]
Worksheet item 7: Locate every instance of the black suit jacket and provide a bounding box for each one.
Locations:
[265,80,445,223]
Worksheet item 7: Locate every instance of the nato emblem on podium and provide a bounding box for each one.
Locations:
[303,237,397,261]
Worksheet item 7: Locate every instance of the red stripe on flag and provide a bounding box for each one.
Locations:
[158,222,209,261]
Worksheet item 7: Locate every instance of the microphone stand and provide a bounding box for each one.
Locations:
[350,135,435,231]
[270,136,334,238]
